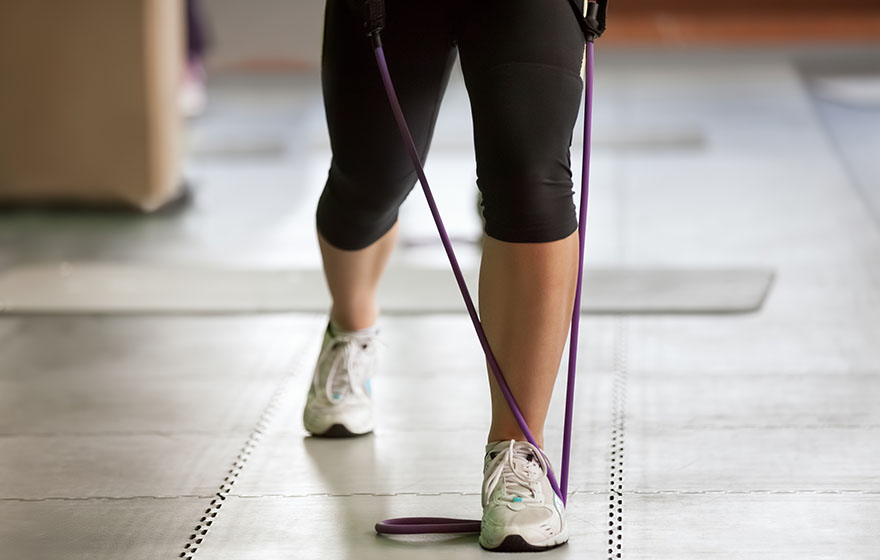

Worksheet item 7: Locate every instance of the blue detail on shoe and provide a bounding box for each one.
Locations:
[365,378,372,396]
[332,392,342,400]
[513,497,523,503]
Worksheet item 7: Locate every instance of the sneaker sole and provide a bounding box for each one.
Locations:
[480,534,568,553]
[309,423,372,438]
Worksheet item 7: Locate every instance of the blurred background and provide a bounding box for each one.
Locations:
[0,1,878,559]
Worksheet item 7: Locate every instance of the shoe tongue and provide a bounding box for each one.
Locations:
[513,445,536,462]
[486,440,539,455]
[511,443,546,480]
[514,449,539,468]
[485,441,544,472]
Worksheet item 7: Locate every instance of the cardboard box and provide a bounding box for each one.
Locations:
[0,0,184,210]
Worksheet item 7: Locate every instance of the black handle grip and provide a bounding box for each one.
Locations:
[361,0,386,44]
[568,0,608,43]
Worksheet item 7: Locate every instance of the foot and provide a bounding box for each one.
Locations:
[302,321,379,437]
[479,440,569,552]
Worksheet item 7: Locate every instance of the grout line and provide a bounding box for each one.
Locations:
[0,495,212,502]
[6,488,876,504]
[0,430,257,438]
[5,488,877,504]
[644,423,880,430]
[224,488,880,500]
[626,370,880,376]
[228,490,610,499]
[625,489,880,495]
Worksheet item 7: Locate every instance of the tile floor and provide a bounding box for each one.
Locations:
[1,47,879,559]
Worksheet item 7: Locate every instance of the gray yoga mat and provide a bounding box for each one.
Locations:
[0,263,773,315]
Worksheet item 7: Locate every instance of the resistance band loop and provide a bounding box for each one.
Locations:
[366,0,604,536]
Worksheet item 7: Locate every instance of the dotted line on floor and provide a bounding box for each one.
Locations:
[607,318,628,560]
[176,364,301,559]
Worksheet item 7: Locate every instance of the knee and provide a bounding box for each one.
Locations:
[316,161,416,251]
[478,155,578,243]
[466,66,583,243]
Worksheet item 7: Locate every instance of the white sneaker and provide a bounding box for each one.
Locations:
[302,322,379,437]
[479,440,569,552]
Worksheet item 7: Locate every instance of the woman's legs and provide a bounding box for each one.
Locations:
[480,232,578,449]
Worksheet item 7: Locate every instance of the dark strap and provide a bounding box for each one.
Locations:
[567,0,608,43]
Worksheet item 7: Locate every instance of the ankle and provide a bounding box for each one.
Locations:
[329,306,379,332]
[488,429,544,449]
[329,316,379,338]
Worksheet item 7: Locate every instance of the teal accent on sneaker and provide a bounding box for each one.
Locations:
[365,378,372,396]
[332,392,341,400]
[512,497,523,503]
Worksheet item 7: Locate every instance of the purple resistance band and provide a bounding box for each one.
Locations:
[369,3,602,536]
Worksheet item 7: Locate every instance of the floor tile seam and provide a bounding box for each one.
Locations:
[4,489,877,503]
[378,369,619,379]
[622,424,880,431]
[227,489,611,499]
[233,491,481,499]
[626,370,880,376]
[0,373,292,382]
[0,494,213,502]
[176,327,322,560]
[0,430,257,438]
[625,371,880,377]
[623,489,880,495]
[258,425,614,437]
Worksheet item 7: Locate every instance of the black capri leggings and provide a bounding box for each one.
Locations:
[316,0,587,250]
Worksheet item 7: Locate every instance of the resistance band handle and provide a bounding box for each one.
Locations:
[568,0,608,43]
[358,0,386,46]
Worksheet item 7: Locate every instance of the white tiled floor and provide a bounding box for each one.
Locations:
[1,48,879,559]
[0,498,209,560]
[624,494,880,559]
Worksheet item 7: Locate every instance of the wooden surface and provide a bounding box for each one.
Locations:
[614,0,879,11]
[605,11,880,45]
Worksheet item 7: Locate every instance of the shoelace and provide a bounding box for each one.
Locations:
[482,441,549,506]
[321,334,378,403]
